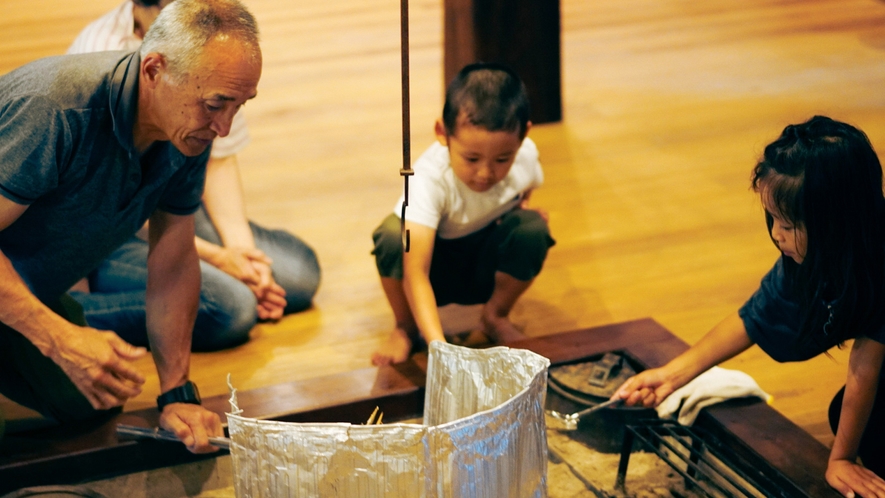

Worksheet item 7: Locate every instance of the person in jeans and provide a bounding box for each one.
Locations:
[0,0,263,451]
[67,0,321,351]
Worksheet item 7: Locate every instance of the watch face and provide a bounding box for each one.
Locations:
[186,381,201,402]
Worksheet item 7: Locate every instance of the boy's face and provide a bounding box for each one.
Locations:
[435,118,529,192]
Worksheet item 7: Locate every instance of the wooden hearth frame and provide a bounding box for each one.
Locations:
[0,318,839,496]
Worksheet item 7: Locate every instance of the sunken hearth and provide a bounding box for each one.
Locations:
[0,319,841,497]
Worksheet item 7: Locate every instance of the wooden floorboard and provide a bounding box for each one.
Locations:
[3,0,885,453]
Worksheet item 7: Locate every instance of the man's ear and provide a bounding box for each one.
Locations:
[434,118,448,146]
[140,52,166,89]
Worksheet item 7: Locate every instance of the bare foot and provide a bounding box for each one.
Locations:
[481,312,527,344]
[371,327,414,366]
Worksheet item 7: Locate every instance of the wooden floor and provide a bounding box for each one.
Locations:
[3,0,885,451]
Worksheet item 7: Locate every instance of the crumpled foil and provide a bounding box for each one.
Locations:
[226,341,551,497]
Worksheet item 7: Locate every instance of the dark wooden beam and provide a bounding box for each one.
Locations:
[443,0,562,124]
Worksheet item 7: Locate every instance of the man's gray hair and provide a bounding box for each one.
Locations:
[140,0,260,81]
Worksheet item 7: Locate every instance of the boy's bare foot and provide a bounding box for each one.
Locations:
[371,327,414,366]
[481,312,527,344]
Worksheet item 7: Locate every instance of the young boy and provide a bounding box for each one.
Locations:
[371,63,555,365]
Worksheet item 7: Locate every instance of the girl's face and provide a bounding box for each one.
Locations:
[762,194,807,264]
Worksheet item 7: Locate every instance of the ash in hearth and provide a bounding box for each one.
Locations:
[547,429,706,498]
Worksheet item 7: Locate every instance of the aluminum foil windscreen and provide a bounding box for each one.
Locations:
[226,341,550,497]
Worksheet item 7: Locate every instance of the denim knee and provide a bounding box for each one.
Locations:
[192,264,258,351]
[496,209,555,281]
[258,228,321,314]
[371,213,405,279]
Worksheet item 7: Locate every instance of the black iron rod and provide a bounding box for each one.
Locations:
[399,0,413,252]
[626,426,719,497]
[659,423,781,496]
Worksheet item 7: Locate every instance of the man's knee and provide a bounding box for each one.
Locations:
[0,317,101,425]
[372,214,405,279]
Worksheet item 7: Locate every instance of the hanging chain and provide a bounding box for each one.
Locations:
[399,0,413,252]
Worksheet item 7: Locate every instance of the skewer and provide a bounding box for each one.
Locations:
[365,406,384,425]
[116,424,230,450]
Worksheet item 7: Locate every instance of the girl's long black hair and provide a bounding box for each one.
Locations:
[752,116,885,347]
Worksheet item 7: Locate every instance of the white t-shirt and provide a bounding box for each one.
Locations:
[394,137,543,239]
[67,0,249,159]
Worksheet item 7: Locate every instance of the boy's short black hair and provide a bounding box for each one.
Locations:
[133,0,164,7]
[442,62,530,139]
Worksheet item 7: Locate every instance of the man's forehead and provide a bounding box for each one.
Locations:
[204,90,259,101]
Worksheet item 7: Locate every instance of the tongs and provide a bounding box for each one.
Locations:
[116,424,231,450]
[546,398,623,431]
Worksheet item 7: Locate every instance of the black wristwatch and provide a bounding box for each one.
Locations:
[157,381,201,412]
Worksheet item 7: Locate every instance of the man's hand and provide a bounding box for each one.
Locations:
[827,459,885,497]
[159,402,224,454]
[49,326,147,409]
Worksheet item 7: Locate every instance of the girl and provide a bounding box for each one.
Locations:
[614,116,885,498]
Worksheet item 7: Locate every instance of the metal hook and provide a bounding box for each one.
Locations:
[399,0,412,252]
[400,161,413,252]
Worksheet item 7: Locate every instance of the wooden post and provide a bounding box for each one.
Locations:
[443,0,562,124]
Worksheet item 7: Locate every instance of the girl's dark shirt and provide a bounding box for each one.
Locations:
[739,258,885,375]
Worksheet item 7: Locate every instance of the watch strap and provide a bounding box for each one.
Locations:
[157,380,201,412]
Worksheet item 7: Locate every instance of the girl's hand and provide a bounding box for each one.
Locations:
[612,367,681,408]
[826,459,885,497]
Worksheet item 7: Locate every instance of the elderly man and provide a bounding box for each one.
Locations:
[67,0,321,352]
[0,0,261,453]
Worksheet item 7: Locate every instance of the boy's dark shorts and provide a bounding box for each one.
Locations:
[371,210,555,306]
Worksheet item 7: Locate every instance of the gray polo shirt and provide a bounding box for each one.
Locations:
[0,51,208,302]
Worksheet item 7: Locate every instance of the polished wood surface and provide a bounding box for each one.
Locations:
[2,0,885,456]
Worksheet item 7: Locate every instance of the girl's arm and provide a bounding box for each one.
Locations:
[401,221,446,345]
[614,311,754,407]
[826,336,885,497]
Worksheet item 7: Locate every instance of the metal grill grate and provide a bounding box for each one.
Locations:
[616,420,808,498]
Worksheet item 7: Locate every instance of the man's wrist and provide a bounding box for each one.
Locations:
[157,380,201,411]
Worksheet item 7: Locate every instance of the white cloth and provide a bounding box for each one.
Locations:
[656,366,771,426]
[394,138,543,239]
[67,0,250,159]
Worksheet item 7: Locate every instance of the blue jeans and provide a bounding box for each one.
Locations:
[71,208,321,351]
